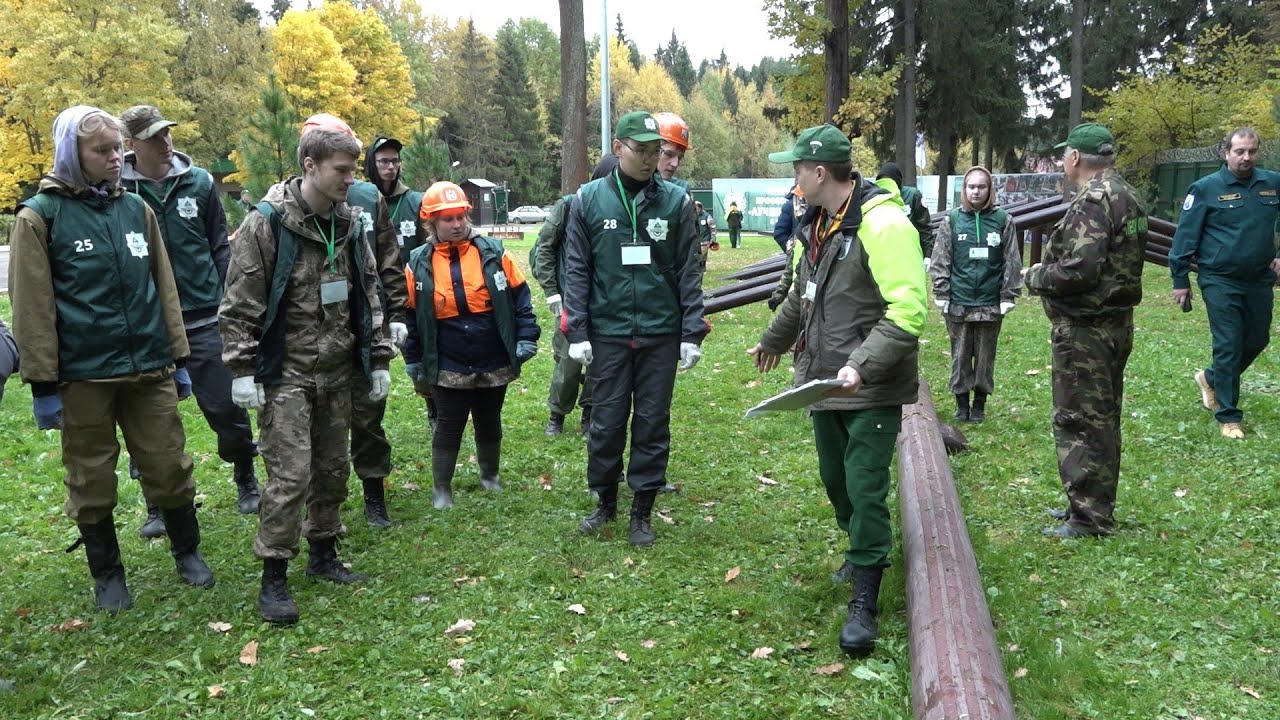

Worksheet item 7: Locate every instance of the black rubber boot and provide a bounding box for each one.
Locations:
[74,516,132,614]
[839,566,883,656]
[426,398,439,434]
[628,489,658,547]
[476,441,503,491]
[305,537,368,584]
[362,477,392,528]
[233,457,261,515]
[162,504,215,588]
[138,503,166,539]
[954,393,970,422]
[578,485,618,534]
[970,392,987,422]
[258,558,299,625]
[432,449,459,509]
[545,412,565,436]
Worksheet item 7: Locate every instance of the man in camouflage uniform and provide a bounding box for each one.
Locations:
[220,123,393,624]
[1023,123,1147,538]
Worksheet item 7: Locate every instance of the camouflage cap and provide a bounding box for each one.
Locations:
[120,106,177,140]
[768,124,851,164]
[1054,123,1116,155]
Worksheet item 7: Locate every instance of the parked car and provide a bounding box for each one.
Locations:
[509,205,549,224]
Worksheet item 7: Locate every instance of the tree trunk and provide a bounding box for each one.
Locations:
[893,0,908,174]
[970,137,979,168]
[1069,0,1084,128]
[902,0,918,185]
[824,0,850,126]
[935,118,955,212]
[984,138,994,173]
[559,0,588,193]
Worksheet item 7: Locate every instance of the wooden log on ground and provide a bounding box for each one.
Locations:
[1013,203,1068,232]
[719,254,787,280]
[898,379,1015,720]
[1149,216,1178,237]
[704,283,776,314]
[704,271,783,299]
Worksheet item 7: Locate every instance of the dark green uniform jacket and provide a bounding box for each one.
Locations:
[944,208,1011,307]
[532,194,575,298]
[1170,165,1280,287]
[562,171,708,344]
[346,180,410,324]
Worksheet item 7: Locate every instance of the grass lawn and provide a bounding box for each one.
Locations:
[0,230,1277,719]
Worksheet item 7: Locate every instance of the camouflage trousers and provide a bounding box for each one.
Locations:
[945,317,1003,396]
[350,375,391,481]
[548,327,592,417]
[1050,318,1133,534]
[60,371,195,524]
[254,383,352,560]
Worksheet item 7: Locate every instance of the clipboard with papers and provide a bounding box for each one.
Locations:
[744,378,849,418]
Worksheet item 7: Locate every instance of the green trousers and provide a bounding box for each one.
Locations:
[1199,275,1273,424]
[548,327,591,417]
[812,405,902,567]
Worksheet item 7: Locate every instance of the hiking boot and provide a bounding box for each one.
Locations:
[545,413,565,436]
[476,441,503,491]
[628,490,658,547]
[831,561,855,584]
[1220,422,1244,439]
[970,392,987,422]
[138,504,166,539]
[362,477,392,528]
[954,393,970,422]
[838,566,883,656]
[258,558,299,625]
[660,482,680,494]
[233,457,261,515]
[162,504,215,588]
[432,449,458,509]
[75,516,132,614]
[579,485,618,534]
[1046,507,1069,521]
[305,537,367,584]
[1042,523,1106,538]
[1195,370,1219,411]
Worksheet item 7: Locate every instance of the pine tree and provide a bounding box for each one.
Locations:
[235,73,300,198]
[657,31,697,98]
[401,117,451,189]
[269,0,290,23]
[722,72,741,116]
[494,21,555,205]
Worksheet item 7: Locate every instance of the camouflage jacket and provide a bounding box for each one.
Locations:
[219,177,392,390]
[1025,168,1146,323]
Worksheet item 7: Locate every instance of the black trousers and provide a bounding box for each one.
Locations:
[586,339,679,494]
[185,322,256,463]
[430,384,507,453]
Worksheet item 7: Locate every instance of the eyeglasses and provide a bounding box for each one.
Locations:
[622,141,660,159]
[376,158,402,167]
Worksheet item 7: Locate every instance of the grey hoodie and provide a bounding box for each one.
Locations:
[51,105,117,194]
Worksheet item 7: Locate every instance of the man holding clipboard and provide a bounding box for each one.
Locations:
[747,124,927,657]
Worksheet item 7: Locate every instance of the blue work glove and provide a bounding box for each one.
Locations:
[33,395,62,430]
[405,363,423,382]
[174,366,192,400]
[516,340,538,364]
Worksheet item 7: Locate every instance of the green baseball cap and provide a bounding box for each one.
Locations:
[768,124,852,164]
[614,111,663,142]
[1054,122,1116,155]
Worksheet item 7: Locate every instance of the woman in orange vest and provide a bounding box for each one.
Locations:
[403,182,540,508]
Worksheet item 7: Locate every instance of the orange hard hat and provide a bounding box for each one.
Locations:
[301,113,356,139]
[654,112,691,151]
[419,181,472,220]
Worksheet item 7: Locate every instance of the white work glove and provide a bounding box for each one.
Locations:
[923,257,932,271]
[368,369,390,401]
[679,342,702,370]
[231,376,265,410]
[1000,301,1015,316]
[568,341,593,366]
[389,321,408,348]
[934,299,950,314]
[546,293,562,319]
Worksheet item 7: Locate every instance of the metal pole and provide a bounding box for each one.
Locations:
[600,0,610,156]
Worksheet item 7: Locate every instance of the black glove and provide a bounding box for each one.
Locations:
[767,297,782,312]
[516,340,538,363]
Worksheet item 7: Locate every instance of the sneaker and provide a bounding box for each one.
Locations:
[1194,370,1219,411]
[1220,422,1244,439]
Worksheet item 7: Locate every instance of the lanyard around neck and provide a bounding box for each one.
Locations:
[138,178,174,207]
[612,170,640,243]
[810,191,854,263]
[312,214,337,272]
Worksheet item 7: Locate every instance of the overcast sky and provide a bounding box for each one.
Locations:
[410,0,797,68]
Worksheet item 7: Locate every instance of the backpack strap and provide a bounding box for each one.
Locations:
[255,201,299,383]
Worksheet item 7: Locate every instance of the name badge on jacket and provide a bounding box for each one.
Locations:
[621,244,651,266]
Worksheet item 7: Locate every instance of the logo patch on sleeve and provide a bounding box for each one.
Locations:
[1182,194,1194,210]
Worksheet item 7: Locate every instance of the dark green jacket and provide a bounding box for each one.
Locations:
[532,194,575,298]
[1170,165,1280,287]
[562,171,708,344]
[385,180,425,266]
[942,208,1012,307]
[346,180,409,324]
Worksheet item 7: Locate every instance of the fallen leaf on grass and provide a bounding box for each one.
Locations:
[572,567,586,579]
[813,662,844,676]
[567,603,587,615]
[402,482,420,491]
[1238,684,1262,700]
[47,619,89,632]
[704,515,715,523]
[412,594,434,604]
[539,473,553,490]
[623,557,634,566]
[725,566,741,583]
[444,619,476,638]
[207,621,233,633]
[1027,574,1042,583]
[745,379,761,388]
[1059,599,1069,609]
[447,658,465,677]
[750,646,774,660]
[1174,488,1188,498]
[452,576,486,588]
[15,608,31,617]
[238,640,258,666]
[655,511,675,525]
[641,640,656,649]
[605,697,623,704]
[207,685,225,698]
[1025,369,1040,376]
[615,651,629,663]
[1013,667,1029,679]
[1008,644,1020,652]
[307,646,329,654]
[699,501,717,508]
[757,475,778,486]
[796,641,813,651]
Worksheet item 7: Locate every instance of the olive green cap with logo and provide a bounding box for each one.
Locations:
[614,111,664,142]
[768,124,852,163]
[1054,122,1116,155]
